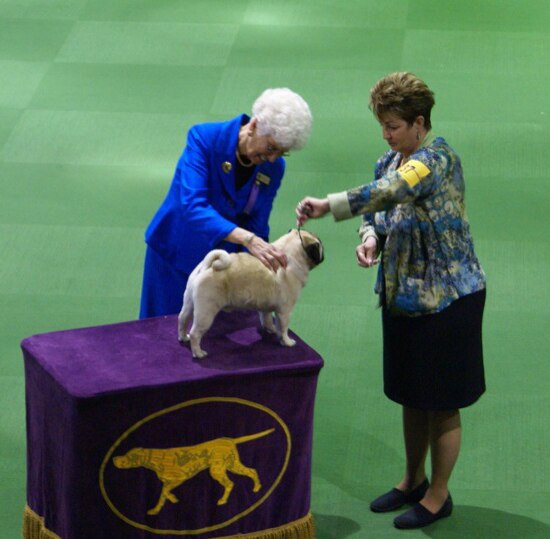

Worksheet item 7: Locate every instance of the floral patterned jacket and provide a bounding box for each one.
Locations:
[327,132,486,316]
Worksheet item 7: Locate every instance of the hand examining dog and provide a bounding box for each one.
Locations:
[246,234,287,272]
[225,227,287,272]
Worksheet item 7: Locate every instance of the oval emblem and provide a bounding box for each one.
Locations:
[99,397,291,535]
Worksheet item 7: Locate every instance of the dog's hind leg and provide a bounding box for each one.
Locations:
[227,458,262,493]
[188,306,218,358]
[274,311,296,347]
[177,295,193,343]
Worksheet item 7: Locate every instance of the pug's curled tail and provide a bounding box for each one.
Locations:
[201,249,232,272]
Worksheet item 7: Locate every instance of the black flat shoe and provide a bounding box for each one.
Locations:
[393,494,453,529]
[369,479,429,513]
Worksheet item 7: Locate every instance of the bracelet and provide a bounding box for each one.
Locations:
[243,232,255,246]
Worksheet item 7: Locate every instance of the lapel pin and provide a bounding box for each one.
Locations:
[222,161,232,173]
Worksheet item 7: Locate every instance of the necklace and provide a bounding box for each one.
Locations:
[235,150,254,168]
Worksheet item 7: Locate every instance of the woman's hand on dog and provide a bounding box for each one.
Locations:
[356,236,380,268]
[226,228,287,272]
[247,235,287,272]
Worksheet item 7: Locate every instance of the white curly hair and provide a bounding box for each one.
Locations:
[251,88,313,151]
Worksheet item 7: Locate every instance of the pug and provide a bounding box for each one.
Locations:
[178,229,324,358]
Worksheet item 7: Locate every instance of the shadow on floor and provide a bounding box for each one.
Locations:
[313,513,361,539]
[313,506,550,538]
[423,505,550,538]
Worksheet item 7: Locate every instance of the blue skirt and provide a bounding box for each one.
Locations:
[382,289,486,411]
[139,246,189,319]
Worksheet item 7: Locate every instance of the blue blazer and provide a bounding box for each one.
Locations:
[145,115,285,274]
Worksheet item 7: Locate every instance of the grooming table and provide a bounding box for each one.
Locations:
[22,311,323,539]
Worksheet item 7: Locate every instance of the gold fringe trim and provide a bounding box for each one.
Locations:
[23,506,62,539]
[213,513,315,539]
[23,505,314,539]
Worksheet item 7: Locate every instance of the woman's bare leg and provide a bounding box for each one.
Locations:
[421,409,461,512]
[396,406,430,491]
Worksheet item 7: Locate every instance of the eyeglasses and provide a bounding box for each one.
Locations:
[266,143,289,158]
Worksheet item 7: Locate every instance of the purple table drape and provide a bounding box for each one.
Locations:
[22,311,323,539]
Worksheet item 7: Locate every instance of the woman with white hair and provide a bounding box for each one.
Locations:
[140,88,313,319]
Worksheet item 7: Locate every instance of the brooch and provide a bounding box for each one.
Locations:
[256,172,270,185]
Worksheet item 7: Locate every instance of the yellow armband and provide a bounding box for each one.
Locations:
[397,159,431,188]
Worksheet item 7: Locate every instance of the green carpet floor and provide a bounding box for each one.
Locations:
[1,1,549,537]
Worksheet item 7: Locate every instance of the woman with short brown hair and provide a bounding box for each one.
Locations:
[296,72,486,530]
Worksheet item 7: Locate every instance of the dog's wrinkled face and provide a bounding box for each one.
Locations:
[294,229,324,267]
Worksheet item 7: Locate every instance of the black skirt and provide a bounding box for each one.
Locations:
[382,289,486,411]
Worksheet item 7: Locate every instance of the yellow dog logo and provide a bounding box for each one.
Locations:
[113,429,274,515]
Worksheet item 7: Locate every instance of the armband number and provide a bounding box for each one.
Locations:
[397,159,431,188]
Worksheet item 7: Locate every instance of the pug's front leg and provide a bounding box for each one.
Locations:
[275,311,296,347]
